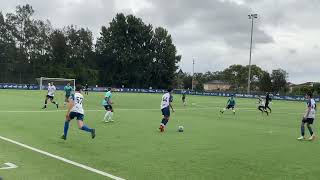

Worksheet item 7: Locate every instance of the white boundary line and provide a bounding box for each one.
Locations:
[0,162,18,170]
[0,136,126,180]
[0,107,213,113]
[0,107,305,115]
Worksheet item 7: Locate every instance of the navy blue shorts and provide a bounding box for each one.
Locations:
[46,95,54,100]
[226,105,235,109]
[302,118,314,124]
[69,112,84,121]
[104,105,113,111]
[161,107,170,117]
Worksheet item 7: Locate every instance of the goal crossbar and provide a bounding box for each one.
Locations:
[38,77,76,90]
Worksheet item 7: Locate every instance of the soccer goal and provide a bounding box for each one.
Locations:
[38,77,76,90]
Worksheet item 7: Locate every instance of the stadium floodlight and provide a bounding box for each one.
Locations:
[38,77,76,90]
[247,13,258,95]
[192,59,195,91]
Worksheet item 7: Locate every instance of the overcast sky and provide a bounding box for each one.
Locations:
[1,0,319,83]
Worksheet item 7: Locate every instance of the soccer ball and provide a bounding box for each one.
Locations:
[178,126,184,132]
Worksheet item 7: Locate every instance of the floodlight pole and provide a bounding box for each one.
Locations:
[192,59,195,91]
[247,14,258,95]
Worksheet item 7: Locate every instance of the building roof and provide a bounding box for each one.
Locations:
[204,80,230,85]
[289,82,319,87]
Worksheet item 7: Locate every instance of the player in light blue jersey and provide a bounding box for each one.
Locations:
[63,83,73,106]
[102,87,114,122]
[220,95,236,115]
[61,85,96,140]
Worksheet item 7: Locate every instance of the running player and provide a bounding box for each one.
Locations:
[159,88,175,132]
[297,92,316,141]
[257,97,268,115]
[63,83,73,106]
[42,82,59,109]
[61,85,96,140]
[102,88,114,122]
[220,95,236,115]
[265,92,272,113]
[182,91,186,106]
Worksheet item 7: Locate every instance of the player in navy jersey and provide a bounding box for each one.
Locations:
[265,92,272,113]
[181,91,187,106]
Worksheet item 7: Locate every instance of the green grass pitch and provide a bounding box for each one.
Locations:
[0,89,319,180]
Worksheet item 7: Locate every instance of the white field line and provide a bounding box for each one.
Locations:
[0,108,211,113]
[0,162,18,170]
[0,135,125,180]
[0,107,305,116]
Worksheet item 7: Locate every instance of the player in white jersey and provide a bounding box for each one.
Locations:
[61,85,96,140]
[42,82,59,109]
[159,88,175,132]
[257,97,268,115]
[297,92,317,141]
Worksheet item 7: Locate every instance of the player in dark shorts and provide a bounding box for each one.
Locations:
[102,88,114,122]
[84,84,89,95]
[265,92,272,113]
[159,88,175,132]
[182,91,186,106]
[297,92,316,141]
[257,97,268,115]
[42,82,59,109]
[220,95,236,115]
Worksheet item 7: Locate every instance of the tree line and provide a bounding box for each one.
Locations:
[0,4,291,93]
[174,65,289,94]
[0,4,180,89]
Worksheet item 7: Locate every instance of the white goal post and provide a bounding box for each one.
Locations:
[38,77,76,90]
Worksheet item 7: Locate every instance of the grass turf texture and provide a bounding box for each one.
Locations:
[0,89,319,180]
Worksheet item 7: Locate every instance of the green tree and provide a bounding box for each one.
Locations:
[271,69,288,93]
[96,13,180,88]
[313,83,320,95]
[0,12,17,82]
[151,27,181,88]
[221,64,264,91]
[259,71,272,92]
[65,25,97,84]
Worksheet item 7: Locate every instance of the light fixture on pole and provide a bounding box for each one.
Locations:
[247,13,258,94]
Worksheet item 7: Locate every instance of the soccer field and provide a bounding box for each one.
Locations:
[0,90,319,180]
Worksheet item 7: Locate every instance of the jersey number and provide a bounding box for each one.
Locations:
[163,97,168,102]
[76,97,83,104]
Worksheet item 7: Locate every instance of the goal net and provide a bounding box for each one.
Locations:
[38,77,76,90]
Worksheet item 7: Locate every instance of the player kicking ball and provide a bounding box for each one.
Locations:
[61,85,96,140]
[102,88,114,123]
[220,95,236,115]
[297,92,316,141]
[42,82,59,109]
[159,88,175,132]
